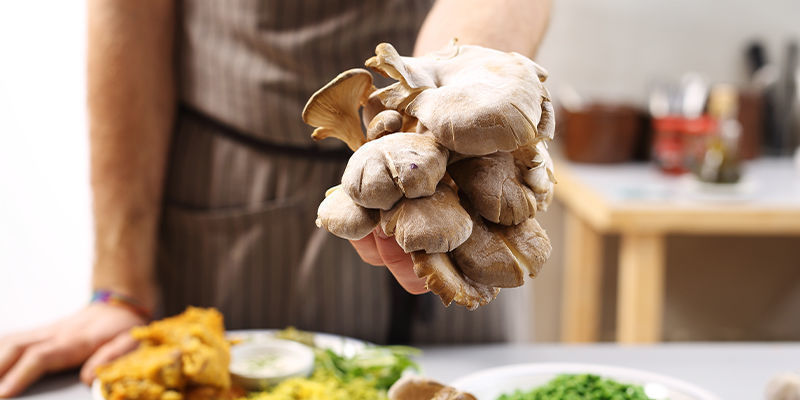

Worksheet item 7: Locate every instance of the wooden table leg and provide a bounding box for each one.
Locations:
[561,212,603,343]
[616,232,666,343]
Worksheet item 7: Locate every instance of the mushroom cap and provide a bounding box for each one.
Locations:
[451,210,525,288]
[342,132,449,210]
[366,109,404,141]
[521,141,556,212]
[389,377,477,400]
[449,152,537,225]
[315,186,379,240]
[432,387,477,400]
[503,217,551,278]
[411,252,499,310]
[302,68,373,151]
[765,372,800,400]
[366,42,554,155]
[388,377,445,400]
[454,213,551,287]
[381,182,472,253]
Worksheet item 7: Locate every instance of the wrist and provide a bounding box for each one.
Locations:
[90,289,153,321]
[91,276,159,312]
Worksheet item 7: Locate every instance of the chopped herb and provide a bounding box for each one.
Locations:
[497,374,655,400]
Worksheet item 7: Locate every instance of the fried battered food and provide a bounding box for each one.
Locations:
[96,307,231,400]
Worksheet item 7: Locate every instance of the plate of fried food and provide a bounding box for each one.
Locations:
[91,307,420,400]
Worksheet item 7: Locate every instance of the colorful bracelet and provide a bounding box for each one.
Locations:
[90,290,152,320]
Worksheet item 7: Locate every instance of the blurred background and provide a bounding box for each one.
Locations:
[1,0,799,341]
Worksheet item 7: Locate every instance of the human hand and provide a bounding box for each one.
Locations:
[0,303,144,398]
[350,228,429,294]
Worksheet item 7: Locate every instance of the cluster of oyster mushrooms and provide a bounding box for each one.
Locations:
[304,41,556,310]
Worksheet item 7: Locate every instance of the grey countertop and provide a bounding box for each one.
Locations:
[15,343,800,400]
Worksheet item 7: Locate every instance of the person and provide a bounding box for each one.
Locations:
[0,0,550,397]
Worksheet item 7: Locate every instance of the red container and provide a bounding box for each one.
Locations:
[652,116,686,175]
[652,116,717,175]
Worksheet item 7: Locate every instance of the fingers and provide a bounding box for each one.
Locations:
[0,342,62,398]
[0,330,48,378]
[349,232,384,266]
[80,333,137,385]
[373,231,429,295]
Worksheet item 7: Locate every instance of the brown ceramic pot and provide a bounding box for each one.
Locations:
[560,104,645,163]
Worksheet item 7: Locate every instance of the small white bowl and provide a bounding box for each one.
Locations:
[229,339,315,391]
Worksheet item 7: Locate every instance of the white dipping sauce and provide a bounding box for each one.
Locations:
[229,339,315,389]
[233,349,309,377]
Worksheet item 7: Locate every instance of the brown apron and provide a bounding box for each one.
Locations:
[157,0,512,344]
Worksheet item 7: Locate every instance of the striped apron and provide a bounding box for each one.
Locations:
[156,0,514,344]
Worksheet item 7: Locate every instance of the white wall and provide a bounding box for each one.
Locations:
[537,0,800,104]
[0,1,91,334]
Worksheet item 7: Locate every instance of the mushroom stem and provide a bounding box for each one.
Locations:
[411,252,499,310]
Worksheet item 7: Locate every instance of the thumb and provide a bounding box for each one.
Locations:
[373,231,429,294]
[80,333,138,385]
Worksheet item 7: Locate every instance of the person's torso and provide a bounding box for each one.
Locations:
[177,0,434,147]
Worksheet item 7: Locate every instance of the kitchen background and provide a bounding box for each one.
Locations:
[1,0,799,341]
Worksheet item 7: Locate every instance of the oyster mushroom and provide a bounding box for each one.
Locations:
[389,377,445,400]
[389,376,477,400]
[521,141,556,212]
[411,252,498,310]
[302,68,374,151]
[361,89,386,129]
[315,186,379,240]
[366,109,404,141]
[452,211,551,288]
[380,182,472,253]
[366,41,553,155]
[449,151,537,225]
[342,132,449,210]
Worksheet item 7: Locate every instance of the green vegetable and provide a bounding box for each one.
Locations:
[313,346,420,391]
[243,329,420,399]
[497,374,655,400]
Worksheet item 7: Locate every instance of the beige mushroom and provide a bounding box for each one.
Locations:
[361,89,386,129]
[315,186,379,240]
[302,68,374,151]
[366,110,403,141]
[449,152,537,225]
[381,182,472,253]
[431,387,477,400]
[388,377,445,400]
[452,211,551,288]
[389,377,477,400]
[412,252,499,310]
[366,41,553,155]
[521,141,556,212]
[342,132,449,210]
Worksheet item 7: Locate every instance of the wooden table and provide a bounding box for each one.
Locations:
[557,157,800,343]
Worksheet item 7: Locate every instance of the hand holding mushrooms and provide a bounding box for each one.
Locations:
[304,40,555,310]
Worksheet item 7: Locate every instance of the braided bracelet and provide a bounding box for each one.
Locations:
[90,290,152,320]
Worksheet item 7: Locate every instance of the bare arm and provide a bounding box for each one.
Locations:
[415,0,551,56]
[88,0,176,310]
[0,2,175,397]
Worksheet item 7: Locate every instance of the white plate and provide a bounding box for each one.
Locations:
[92,329,367,400]
[450,363,721,400]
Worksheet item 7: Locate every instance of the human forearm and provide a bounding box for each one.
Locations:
[88,0,176,310]
[414,0,551,57]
